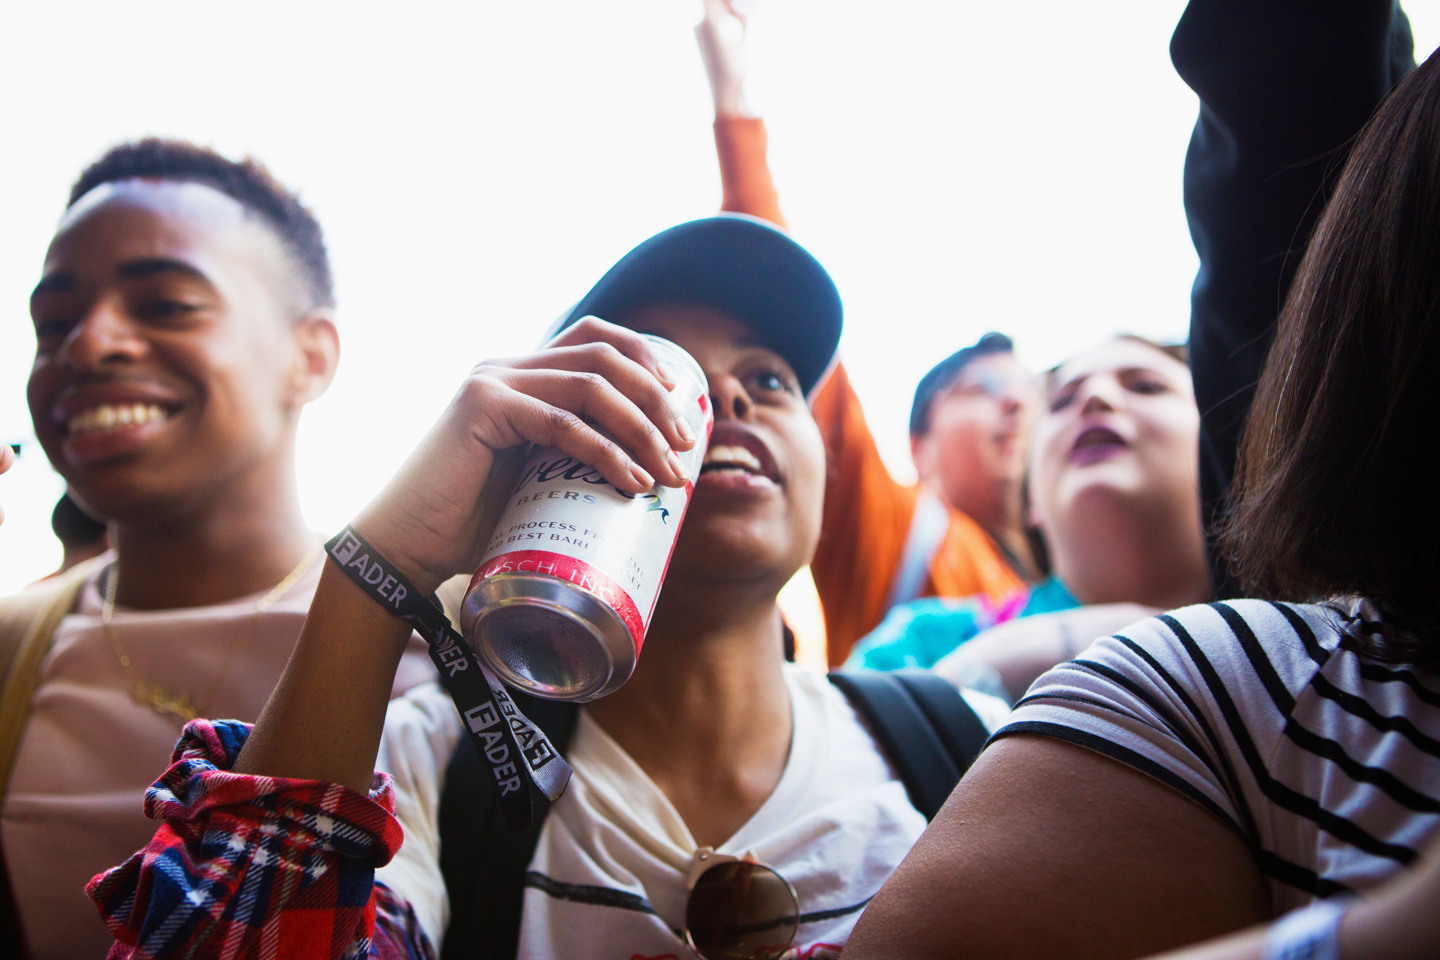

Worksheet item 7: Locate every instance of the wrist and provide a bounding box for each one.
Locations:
[1264,899,1347,960]
[347,513,450,598]
[1342,856,1440,959]
[713,86,752,118]
[326,524,452,615]
[315,560,416,638]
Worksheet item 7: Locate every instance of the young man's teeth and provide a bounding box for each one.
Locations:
[69,404,169,435]
[701,444,763,472]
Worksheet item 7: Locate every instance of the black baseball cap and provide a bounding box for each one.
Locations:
[554,215,843,398]
[909,332,1017,437]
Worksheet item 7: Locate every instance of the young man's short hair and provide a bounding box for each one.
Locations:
[908,332,1015,438]
[68,139,334,310]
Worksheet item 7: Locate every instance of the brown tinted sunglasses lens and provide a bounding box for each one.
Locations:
[684,860,799,960]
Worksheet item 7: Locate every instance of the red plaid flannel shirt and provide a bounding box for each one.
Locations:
[86,720,434,959]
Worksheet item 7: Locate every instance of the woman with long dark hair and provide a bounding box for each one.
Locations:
[848,2,1440,959]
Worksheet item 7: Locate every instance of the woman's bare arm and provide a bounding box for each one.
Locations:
[935,602,1159,701]
[1142,837,1440,960]
[845,735,1269,959]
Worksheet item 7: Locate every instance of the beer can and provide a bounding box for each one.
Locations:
[461,336,712,701]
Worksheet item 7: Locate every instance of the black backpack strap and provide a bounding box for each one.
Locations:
[828,670,991,820]
[891,670,991,777]
[438,693,579,960]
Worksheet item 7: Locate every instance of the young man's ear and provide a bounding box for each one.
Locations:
[285,310,341,411]
[910,431,936,484]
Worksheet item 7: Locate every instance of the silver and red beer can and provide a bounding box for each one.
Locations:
[461,336,713,701]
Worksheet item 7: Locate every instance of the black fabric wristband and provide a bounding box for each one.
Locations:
[326,525,571,828]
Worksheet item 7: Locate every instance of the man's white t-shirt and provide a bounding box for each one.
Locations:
[375,666,960,959]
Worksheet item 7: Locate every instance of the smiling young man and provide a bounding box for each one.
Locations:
[0,141,432,959]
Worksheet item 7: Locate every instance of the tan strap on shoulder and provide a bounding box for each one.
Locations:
[0,557,104,797]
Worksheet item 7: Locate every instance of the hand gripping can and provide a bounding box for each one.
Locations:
[461,336,712,702]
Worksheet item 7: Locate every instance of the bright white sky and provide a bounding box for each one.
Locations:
[2,1,1437,594]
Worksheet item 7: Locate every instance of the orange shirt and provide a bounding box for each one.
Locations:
[713,117,1025,663]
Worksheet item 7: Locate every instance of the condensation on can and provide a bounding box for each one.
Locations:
[461,335,713,702]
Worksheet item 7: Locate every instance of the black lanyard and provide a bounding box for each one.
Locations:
[326,526,571,828]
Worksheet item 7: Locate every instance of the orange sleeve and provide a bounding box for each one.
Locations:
[926,513,1027,608]
[808,363,916,663]
[713,116,787,228]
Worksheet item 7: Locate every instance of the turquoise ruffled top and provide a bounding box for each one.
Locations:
[846,577,1079,672]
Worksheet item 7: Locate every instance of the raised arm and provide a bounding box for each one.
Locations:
[808,364,926,657]
[696,0,788,227]
[694,0,923,658]
[1177,0,1413,594]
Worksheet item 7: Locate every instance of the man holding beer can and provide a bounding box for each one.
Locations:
[90,215,996,960]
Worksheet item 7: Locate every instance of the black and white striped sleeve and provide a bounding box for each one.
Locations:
[994,601,1337,843]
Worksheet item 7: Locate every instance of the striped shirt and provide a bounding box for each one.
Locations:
[996,598,1440,914]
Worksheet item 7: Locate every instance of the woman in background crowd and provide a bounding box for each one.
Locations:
[848,2,1440,958]
[849,335,1210,704]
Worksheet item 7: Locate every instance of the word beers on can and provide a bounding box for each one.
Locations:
[461,336,713,702]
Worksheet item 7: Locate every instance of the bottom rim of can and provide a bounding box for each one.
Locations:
[462,572,637,703]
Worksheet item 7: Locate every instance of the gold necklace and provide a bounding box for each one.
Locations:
[101,546,322,723]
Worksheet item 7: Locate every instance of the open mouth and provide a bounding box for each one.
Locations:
[1069,425,1127,464]
[66,403,173,436]
[695,425,782,492]
[700,444,767,477]
[51,388,186,465]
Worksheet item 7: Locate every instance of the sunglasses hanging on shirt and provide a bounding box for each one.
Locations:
[683,847,801,960]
